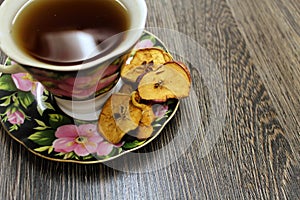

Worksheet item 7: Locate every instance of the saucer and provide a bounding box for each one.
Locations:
[0,31,180,164]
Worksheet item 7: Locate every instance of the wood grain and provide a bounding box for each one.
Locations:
[0,0,299,199]
[227,0,300,161]
[181,0,299,199]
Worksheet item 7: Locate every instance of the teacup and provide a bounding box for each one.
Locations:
[0,0,147,120]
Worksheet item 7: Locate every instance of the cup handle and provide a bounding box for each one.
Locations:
[0,63,27,74]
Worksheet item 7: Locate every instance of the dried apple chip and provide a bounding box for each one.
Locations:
[98,93,142,144]
[135,125,154,140]
[118,83,135,94]
[131,91,156,126]
[121,91,156,140]
[138,61,191,101]
[98,48,192,143]
[121,48,173,83]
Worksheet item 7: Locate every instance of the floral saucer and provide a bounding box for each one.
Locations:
[0,31,180,164]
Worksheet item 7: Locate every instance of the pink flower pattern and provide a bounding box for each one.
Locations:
[11,73,44,97]
[52,124,116,157]
[153,104,169,118]
[31,64,120,99]
[7,110,25,125]
[134,39,155,49]
[96,142,114,156]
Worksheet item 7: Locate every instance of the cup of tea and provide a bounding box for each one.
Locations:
[0,0,147,120]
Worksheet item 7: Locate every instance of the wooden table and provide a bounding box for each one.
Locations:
[0,0,299,199]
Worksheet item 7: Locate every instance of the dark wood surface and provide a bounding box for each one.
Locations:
[0,0,299,199]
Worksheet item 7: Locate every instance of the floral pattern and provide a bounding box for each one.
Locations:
[12,73,45,97]
[134,39,155,49]
[53,124,102,156]
[0,32,179,163]
[6,110,25,125]
[27,61,120,100]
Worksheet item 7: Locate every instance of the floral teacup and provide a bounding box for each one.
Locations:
[0,0,147,120]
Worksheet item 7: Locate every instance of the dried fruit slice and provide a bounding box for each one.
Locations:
[135,125,154,140]
[138,61,191,101]
[121,48,173,83]
[98,93,142,144]
[118,83,135,94]
[128,91,156,140]
[131,91,156,126]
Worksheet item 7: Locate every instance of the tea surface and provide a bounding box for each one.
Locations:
[12,0,130,65]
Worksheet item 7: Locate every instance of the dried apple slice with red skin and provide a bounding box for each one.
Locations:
[121,48,173,83]
[126,91,156,139]
[131,91,156,126]
[98,93,142,144]
[138,61,191,101]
